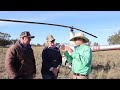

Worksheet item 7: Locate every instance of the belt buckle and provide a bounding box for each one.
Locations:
[76,73,80,76]
[74,73,80,76]
[80,74,87,76]
[74,73,87,76]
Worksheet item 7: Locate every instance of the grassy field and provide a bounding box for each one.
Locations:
[0,47,120,79]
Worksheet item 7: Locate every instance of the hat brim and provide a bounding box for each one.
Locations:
[20,35,35,38]
[27,36,35,38]
[70,36,89,43]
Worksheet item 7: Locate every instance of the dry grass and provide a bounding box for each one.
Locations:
[90,50,120,79]
[0,48,9,79]
[0,47,120,79]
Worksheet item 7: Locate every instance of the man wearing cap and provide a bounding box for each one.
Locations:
[41,35,62,79]
[60,32,92,79]
[5,31,36,79]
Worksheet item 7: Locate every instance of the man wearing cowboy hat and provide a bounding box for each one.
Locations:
[5,31,36,79]
[60,32,92,79]
[41,35,62,79]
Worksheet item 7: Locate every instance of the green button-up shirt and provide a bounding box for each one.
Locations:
[64,44,92,75]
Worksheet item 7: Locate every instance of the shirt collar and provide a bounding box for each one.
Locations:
[19,41,31,49]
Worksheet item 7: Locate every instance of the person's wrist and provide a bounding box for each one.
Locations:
[57,65,60,69]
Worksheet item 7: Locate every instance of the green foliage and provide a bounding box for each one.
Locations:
[0,39,11,46]
[107,30,120,45]
[0,32,18,46]
[93,42,99,46]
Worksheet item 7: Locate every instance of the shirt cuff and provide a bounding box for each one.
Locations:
[49,67,54,71]
[68,51,72,55]
[57,65,60,69]
[64,51,70,56]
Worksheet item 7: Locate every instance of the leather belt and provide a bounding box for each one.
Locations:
[73,73,88,76]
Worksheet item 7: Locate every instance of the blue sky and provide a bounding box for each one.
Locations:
[0,11,120,45]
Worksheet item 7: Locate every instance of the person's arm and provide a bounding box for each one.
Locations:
[58,48,62,66]
[60,45,73,64]
[42,49,53,71]
[31,49,36,78]
[64,51,73,63]
[59,54,62,67]
[5,46,17,79]
[56,50,62,71]
[33,58,36,74]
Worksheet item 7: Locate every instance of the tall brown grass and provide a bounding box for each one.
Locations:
[0,47,120,79]
[90,50,120,79]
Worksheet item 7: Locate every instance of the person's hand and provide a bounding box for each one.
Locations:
[67,46,73,54]
[60,45,66,52]
[52,68,59,76]
[57,67,61,73]
[32,74,36,79]
[60,45,73,54]
[57,66,61,73]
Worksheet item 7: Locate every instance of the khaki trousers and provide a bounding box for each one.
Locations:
[73,74,88,79]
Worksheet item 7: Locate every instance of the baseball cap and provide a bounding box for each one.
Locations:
[20,31,35,38]
[46,35,55,42]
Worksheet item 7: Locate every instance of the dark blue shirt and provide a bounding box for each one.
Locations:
[19,41,31,50]
[41,46,62,74]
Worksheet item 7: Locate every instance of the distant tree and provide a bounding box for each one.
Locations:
[0,32,11,40]
[0,32,19,46]
[96,43,99,46]
[55,43,60,46]
[93,42,99,46]
[107,30,120,45]
[0,39,11,46]
[37,43,42,47]
[31,44,36,47]
[93,42,97,46]
[43,42,48,47]
[87,41,91,46]
[10,39,18,44]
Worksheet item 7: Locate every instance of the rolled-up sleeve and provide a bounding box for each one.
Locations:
[64,51,73,63]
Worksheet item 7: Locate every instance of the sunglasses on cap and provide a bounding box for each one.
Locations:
[51,40,55,43]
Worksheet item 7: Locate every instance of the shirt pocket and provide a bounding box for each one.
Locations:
[72,51,82,63]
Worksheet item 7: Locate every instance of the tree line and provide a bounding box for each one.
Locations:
[0,32,17,47]
[107,30,120,45]
[88,30,120,46]
[0,30,120,47]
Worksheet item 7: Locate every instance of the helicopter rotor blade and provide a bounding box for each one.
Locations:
[0,19,97,38]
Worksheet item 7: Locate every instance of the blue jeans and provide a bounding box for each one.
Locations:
[42,73,57,79]
[14,76,33,79]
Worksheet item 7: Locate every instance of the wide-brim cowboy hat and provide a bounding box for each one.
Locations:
[70,32,89,43]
